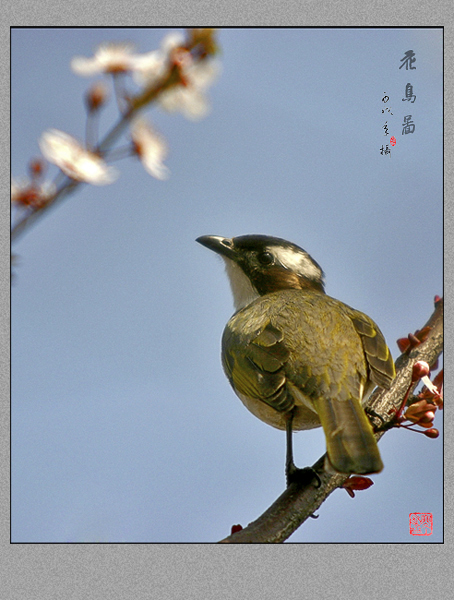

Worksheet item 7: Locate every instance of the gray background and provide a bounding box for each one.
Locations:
[5,2,452,599]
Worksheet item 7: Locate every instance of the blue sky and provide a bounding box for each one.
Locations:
[11,27,443,543]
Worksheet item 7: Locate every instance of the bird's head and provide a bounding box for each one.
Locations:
[196,234,325,310]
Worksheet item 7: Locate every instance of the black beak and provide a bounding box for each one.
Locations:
[196,235,238,261]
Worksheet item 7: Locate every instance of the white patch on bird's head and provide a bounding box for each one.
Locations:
[271,246,324,283]
[223,257,260,310]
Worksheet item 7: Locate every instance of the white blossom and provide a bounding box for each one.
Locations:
[11,178,56,206]
[130,119,170,180]
[71,42,160,76]
[134,32,219,120]
[159,59,219,120]
[39,129,118,185]
[133,33,186,86]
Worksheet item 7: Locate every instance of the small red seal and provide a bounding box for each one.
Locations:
[390,136,397,146]
[409,513,433,536]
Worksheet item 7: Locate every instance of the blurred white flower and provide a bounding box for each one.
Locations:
[11,178,56,207]
[71,42,160,76]
[39,129,118,185]
[159,58,219,120]
[133,33,186,86]
[130,119,170,180]
[134,32,219,120]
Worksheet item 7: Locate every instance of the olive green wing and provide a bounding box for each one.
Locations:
[222,322,294,413]
[349,312,395,390]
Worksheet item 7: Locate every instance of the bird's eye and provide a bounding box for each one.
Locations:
[258,251,274,266]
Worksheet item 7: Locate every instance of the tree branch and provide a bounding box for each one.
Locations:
[218,297,443,543]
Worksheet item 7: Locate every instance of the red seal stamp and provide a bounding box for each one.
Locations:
[409,513,433,536]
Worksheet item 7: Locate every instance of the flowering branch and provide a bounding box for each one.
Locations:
[219,297,443,543]
[11,29,220,244]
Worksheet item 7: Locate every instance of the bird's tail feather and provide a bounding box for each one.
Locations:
[313,396,383,474]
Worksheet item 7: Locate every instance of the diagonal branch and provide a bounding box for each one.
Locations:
[218,297,443,543]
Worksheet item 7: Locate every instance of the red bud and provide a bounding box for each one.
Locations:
[419,412,435,424]
[412,361,430,382]
[424,428,439,439]
[342,476,374,498]
[415,327,431,343]
[397,337,410,353]
[85,81,108,112]
[28,158,45,179]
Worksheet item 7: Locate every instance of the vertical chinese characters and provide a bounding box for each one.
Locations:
[400,50,417,136]
[380,93,393,156]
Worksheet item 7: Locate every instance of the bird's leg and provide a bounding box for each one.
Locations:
[364,406,390,432]
[285,409,297,483]
[285,408,321,488]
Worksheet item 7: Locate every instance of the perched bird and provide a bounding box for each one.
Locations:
[196,234,395,483]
